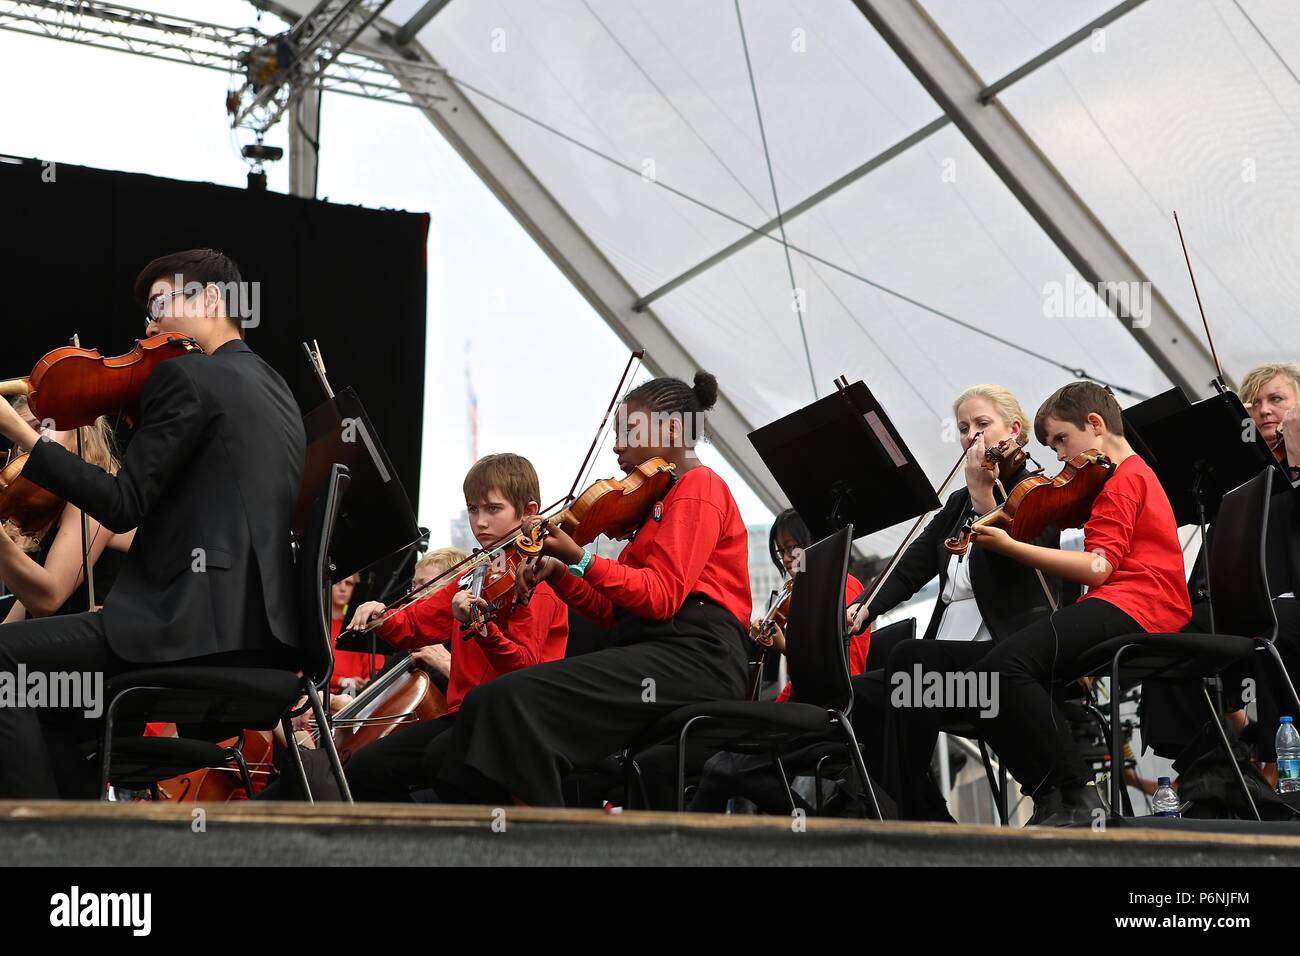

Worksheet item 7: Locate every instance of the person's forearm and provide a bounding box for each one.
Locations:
[0,532,61,616]
[999,540,1110,587]
[969,486,998,515]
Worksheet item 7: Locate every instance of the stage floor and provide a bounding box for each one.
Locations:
[3,801,1299,866]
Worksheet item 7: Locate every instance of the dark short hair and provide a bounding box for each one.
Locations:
[768,508,811,575]
[1034,381,1124,445]
[133,249,243,330]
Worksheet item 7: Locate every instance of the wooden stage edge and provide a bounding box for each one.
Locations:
[5,799,1300,853]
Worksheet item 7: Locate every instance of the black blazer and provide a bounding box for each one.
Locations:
[852,466,1066,642]
[25,339,306,664]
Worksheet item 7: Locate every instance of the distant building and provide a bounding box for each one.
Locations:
[448,508,475,553]
[747,524,783,618]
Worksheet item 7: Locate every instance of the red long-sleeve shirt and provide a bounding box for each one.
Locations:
[775,573,868,703]
[374,578,568,713]
[551,465,752,629]
[330,616,385,693]
[1079,455,1191,634]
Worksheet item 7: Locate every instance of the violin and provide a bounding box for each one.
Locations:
[457,537,539,634]
[945,450,1114,556]
[520,457,677,551]
[0,452,64,537]
[0,332,202,429]
[747,579,792,699]
[983,434,1028,483]
[752,578,793,649]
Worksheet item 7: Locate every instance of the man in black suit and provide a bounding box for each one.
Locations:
[0,249,305,797]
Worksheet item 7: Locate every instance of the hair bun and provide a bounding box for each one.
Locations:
[692,370,719,411]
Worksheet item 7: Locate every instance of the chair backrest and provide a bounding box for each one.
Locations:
[1208,466,1277,641]
[784,525,854,711]
[868,617,917,659]
[297,463,352,687]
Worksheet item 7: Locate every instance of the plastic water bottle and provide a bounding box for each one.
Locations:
[1152,777,1180,817]
[1277,716,1300,794]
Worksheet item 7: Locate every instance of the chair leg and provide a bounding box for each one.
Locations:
[998,757,1009,824]
[828,709,882,820]
[99,695,120,801]
[621,749,635,809]
[676,717,709,812]
[813,754,832,816]
[1109,646,1135,817]
[771,750,798,815]
[1083,699,1133,816]
[1200,683,1261,822]
[976,739,1005,826]
[305,681,352,803]
[281,716,313,804]
[230,747,255,800]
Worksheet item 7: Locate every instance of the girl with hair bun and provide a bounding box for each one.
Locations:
[434,371,754,807]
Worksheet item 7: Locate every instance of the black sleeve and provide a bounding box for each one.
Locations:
[851,491,964,618]
[23,360,208,534]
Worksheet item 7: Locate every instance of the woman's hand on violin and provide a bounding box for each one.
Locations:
[350,600,386,631]
[964,433,998,512]
[519,515,584,565]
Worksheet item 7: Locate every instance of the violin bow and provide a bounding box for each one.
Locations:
[565,349,646,505]
[1172,212,1228,393]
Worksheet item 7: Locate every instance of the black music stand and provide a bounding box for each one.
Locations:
[748,378,940,541]
[1123,385,1283,634]
[296,386,422,658]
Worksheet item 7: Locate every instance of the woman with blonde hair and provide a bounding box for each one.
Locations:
[0,397,130,622]
[843,384,1070,820]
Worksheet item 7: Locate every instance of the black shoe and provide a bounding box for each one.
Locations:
[1029,783,1109,828]
[1026,788,1066,826]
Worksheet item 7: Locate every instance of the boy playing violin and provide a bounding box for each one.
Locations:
[966,381,1190,825]
[344,453,568,802]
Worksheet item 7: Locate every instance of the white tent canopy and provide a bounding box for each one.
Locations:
[265,0,1299,552]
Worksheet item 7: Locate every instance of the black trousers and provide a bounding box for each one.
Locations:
[437,596,749,807]
[852,638,995,821]
[0,610,290,798]
[688,738,845,814]
[969,598,1141,797]
[347,715,457,802]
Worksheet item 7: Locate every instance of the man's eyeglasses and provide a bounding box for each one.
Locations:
[145,288,198,325]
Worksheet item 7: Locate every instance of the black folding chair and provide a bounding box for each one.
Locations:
[622,525,882,817]
[96,463,354,803]
[1078,466,1300,820]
